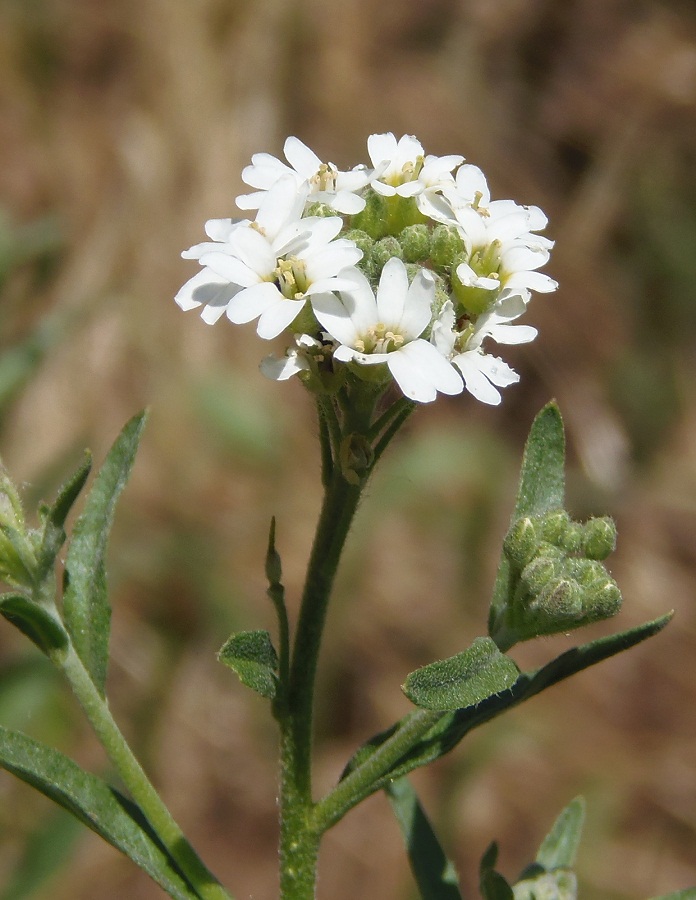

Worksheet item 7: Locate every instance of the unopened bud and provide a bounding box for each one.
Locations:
[343,229,375,260]
[503,516,539,569]
[430,225,465,268]
[519,550,561,596]
[538,509,571,547]
[369,236,404,276]
[532,578,584,620]
[399,224,430,263]
[581,516,617,560]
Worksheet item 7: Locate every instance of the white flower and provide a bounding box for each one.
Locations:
[260,334,328,381]
[175,218,248,323]
[367,132,463,209]
[185,178,362,339]
[311,257,463,403]
[236,136,372,215]
[432,295,536,405]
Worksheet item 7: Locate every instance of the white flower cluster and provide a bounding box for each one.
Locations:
[176,133,557,404]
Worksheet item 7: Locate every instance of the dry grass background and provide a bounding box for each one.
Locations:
[1,0,696,897]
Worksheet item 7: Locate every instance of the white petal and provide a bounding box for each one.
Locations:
[396,340,463,396]
[257,298,307,339]
[260,351,308,381]
[487,323,537,345]
[453,353,504,405]
[229,226,277,274]
[175,267,235,312]
[205,218,241,241]
[321,190,366,214]
[226,282,281,324]
[375,257,409,324]
[311,292,361,346]
[399,268,434,338]
[387,353,437,402]
[367,132,397,167]
[505,271,558,293]
[201,251,261,287]
[283,136,322,177]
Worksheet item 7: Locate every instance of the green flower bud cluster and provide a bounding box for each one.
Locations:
[0,465,39,592]
[497,508,621,645]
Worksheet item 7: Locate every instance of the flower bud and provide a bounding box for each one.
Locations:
[519,549,561,597]
[343,229,375,260]
[399,224,430,263]
[368,236,404,278]
[585,576,622,619]
[503,516,539,570]
[531,577,584,621]
[339,433,374,485]
[0,468,37,591]
[538,509,571,547]
[580,516,617,560]
[429,224,465,268]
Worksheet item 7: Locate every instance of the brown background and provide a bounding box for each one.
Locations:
[1,1,695,897]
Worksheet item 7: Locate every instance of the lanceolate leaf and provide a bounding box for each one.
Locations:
[0,726,199,900]
[535,796,585,870]
[0,593,69,658]
[385,778,463,900]
[511,401,566,520]
[403,638,519,711]
[342,614,672,797]
[218,630,279,699]
[489,402,565,637]
[36,452,93,585]
[63,411,148,696]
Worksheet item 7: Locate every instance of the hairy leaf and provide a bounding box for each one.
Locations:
[403,638,519,711]
[386,778,463,900]
[63,411,147,695]
[535,796,585,870]
[0,593,69,657]
[342,614,671,796]
[0,726,199,899]
[218,630,279,699]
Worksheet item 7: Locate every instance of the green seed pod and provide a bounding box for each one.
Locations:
[503,516,539,570]
[581,516,617,560]
[399,224,431,263]
[430,224,465,268]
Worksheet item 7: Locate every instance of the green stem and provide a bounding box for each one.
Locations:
[312,709,442,833]
[58,646,233,900]
[278,469,363,897]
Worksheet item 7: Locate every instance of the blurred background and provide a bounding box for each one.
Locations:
[1,0,695,897]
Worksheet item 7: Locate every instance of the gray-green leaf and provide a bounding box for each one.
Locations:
[403,637,520,711]
[218,630,279,699]
[386,778,462,900]
[63,410,147,696]
[535,796,585,870]
[0,725,200,900]
[0,592,69,658]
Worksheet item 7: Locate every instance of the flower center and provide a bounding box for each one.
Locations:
[384,155,425,187]
[310,163,338,193]
[275,257,309,299]
[354,322,405,354]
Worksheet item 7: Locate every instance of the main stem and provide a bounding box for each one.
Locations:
[278,469,363,898]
